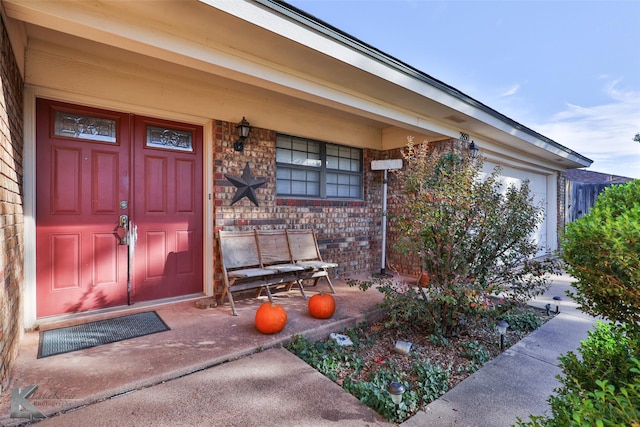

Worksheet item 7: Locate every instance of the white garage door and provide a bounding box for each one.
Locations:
[482,162,548,257]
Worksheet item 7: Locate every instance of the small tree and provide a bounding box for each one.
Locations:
[561,179,640,327]
[362,140,559,337]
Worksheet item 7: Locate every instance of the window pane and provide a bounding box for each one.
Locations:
[54,111,117,143]
[307,170,320,183]
[276,148,291,164]
[276,135,362,200]
[292,150,307,165]
[277,180,291,194]
[292,138,308,152]
[326,145,339,157]
[291,181,307,194]
[307,182,320,196]
[326,156,338,169]
[146,125,193,152]
[277,135,292,149]
[276,168,290,179]
[292,169,307,180]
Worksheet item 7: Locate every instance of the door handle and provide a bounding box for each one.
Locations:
[117,214,129,245]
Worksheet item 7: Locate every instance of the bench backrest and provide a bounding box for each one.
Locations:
[287,229,322,262]
[255,230,293,265]
[218,230,261,269]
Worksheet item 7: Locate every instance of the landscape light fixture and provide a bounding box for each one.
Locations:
[496,320,509,350]
[234,117,252,151]
[553,296,562,313]
[468,141,479,159]
[387,381,406,406]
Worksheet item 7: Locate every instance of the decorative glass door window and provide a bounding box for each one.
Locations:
[54,111,117,143]
[146,126,193,152]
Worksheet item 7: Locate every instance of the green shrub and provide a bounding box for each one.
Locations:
[556,322,639,394]
[286,334,364,382]
[343,368,415,423]
[516,323,640,427]
[361,139,561,337]
[561,179,640,328]
[460,340,491,369]
[499,310,543,333]
[412,360,450,403]
[516,360,640,427]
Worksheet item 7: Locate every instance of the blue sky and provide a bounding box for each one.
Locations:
[288,0,640,178]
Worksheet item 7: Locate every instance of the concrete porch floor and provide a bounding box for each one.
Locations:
[0,277,389,426]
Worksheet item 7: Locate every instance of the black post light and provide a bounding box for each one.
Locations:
[234,117,252,151]
[496,319,509,350]
[387,381,406,406]
[468,141,479,159]
[553,296,562,313]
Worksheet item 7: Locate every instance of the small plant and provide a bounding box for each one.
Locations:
[413,360,450,402]
[428,334,449,347]
[286,334,364,382]
[460,340,491,367]
[343,368,416,423]
[499,310,543,333]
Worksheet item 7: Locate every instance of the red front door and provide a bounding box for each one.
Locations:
[35,99,203,317]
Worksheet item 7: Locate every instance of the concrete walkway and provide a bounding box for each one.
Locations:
[1,273,597,426]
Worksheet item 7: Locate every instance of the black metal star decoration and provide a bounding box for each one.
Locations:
[224,162,267,206]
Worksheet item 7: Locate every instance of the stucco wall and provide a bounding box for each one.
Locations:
[0,12,24,392]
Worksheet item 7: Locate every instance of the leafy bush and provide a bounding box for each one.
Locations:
[561,179,640,328]
[342,360,449,424]
[378,139,560,337]
[556,322,639,394]
[343,368,414,423]
[516,360,640,427]
[499,310,543,333]
[286,334,364,382]
[460,340,491,369]
[516,323,640,427]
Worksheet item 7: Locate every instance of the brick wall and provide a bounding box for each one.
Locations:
[0,15,25,392]
[212,120,386,296]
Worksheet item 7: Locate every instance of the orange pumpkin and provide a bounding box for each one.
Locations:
[308,293,336,319]
[419,272,430,287]
[255,302,287,334]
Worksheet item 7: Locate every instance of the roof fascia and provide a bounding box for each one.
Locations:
[243,0,591,167]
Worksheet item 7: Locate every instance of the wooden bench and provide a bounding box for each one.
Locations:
[218,229,337,315]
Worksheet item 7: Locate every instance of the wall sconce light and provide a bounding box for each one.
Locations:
[234,117,252,151]
[496,319,509,350]
[387,381,406,406]
[468,141,479,159]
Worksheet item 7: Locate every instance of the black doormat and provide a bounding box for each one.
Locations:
[38,311,170,359]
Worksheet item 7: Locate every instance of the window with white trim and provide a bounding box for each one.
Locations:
[276,134,362,199]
